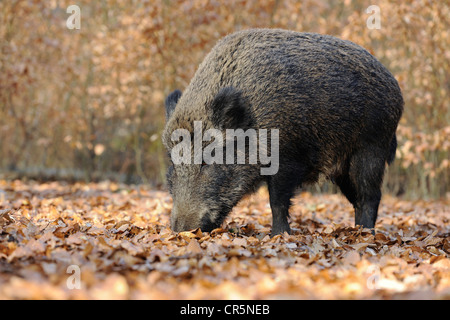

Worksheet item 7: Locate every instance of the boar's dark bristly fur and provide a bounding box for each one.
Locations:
[162,29,403,235]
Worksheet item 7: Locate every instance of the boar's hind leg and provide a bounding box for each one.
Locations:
[268,167,304,235]
[347,147,386,230]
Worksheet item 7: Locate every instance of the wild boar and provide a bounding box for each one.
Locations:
[162,28,403,235]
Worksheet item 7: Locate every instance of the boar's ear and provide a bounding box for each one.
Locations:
[165,89,182,120]
[210,87,252,129]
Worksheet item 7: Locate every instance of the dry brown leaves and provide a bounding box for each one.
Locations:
[0,180,449,299]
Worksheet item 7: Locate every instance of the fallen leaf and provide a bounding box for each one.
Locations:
[343,250,360,266]
[187,239,203,255]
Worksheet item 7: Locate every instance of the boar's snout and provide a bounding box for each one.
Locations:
[170,207,194,232]
[170,205,220,233]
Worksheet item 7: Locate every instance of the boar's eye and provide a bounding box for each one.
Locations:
[167,152,174,164]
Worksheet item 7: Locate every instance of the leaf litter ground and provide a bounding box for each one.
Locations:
[0,180,449,299]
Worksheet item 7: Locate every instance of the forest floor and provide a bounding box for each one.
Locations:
[0,180,449,299]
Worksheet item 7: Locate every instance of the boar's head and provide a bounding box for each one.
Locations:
[162,88,262,232]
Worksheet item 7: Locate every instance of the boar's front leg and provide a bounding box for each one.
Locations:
[268,167,304,236]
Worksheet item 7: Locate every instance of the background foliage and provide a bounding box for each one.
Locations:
[0,0,448,198]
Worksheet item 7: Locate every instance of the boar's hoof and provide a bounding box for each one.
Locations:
[271,224,291,237]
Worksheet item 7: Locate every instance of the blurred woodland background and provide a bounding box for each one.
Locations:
[0,0,448,198]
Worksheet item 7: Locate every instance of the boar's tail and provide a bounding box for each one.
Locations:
[387,135,397,165]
